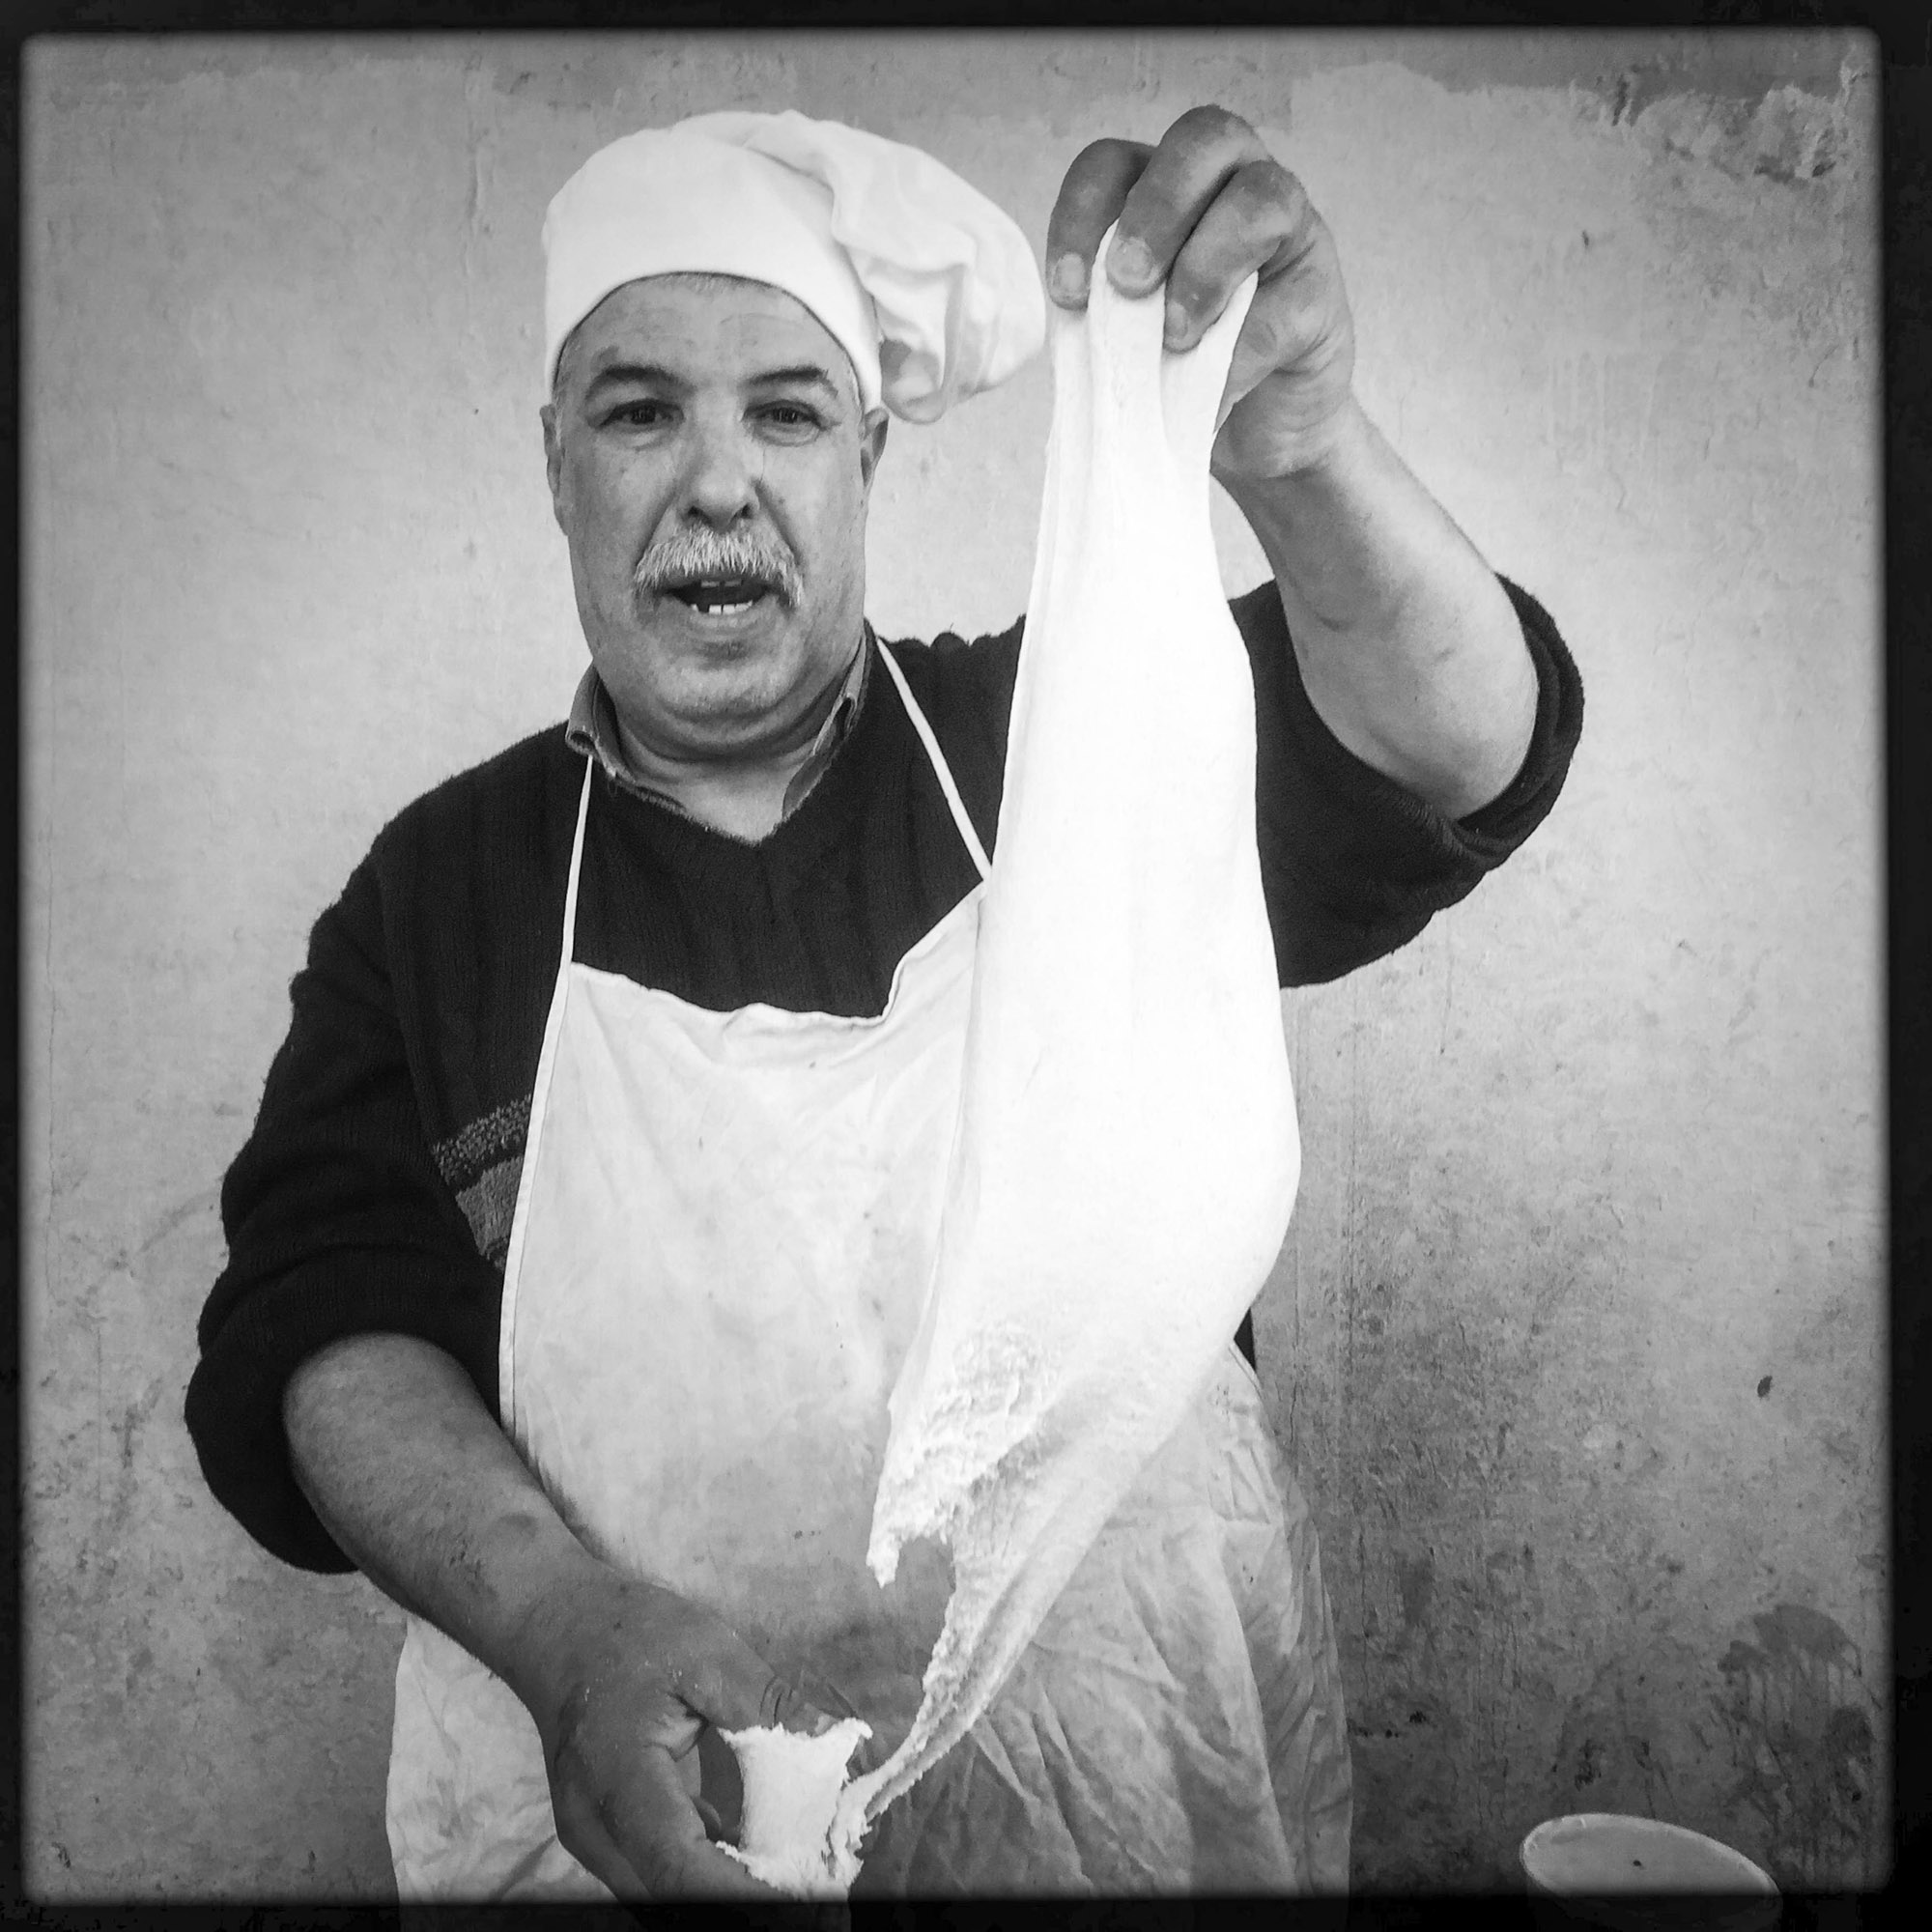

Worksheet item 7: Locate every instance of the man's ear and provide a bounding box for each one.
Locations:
[859,409,891,496]
[541,403,567,530]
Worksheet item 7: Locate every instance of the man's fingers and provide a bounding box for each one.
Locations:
[608,1747,788,1901]
[1044,137,1152,307]
[1104,105,1273,299]
[552,1785,651,1901]
[1162,158,1321,351]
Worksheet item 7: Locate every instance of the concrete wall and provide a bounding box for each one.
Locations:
[23,31,1885,1898]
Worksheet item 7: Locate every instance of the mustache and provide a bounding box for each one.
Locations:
[633,529,803,607]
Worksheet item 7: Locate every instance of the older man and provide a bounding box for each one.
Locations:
[187,107,1582,1902]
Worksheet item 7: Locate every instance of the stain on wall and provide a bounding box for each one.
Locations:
[1717,1604,1878,1891]
[24,29,1884,1898]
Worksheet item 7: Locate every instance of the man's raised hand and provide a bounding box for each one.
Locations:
[1044,104,1359,483]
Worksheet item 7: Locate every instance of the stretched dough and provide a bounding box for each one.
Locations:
[831,234,1298,1878]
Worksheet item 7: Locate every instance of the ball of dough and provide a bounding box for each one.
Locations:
[718,1717,872,1897]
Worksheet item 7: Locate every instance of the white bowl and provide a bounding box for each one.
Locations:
[1521,1811,1777,1897]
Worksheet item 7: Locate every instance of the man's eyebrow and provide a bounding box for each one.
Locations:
[582,362,686,400]
[744,364,844,398]
[581,361,845,402]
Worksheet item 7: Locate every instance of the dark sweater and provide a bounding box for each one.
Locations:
[187,582,1583,1573]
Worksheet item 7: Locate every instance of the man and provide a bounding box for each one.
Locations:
[187,106,1582,1902]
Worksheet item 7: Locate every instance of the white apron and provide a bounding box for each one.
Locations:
[384,646,1352,1899]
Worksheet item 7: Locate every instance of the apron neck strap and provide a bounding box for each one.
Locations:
[559,637,992,966]
[874,641,993,883]
[561,754,595,964]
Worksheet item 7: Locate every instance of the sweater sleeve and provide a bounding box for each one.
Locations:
[185,844,506,1574]
[1237,574,1584,986]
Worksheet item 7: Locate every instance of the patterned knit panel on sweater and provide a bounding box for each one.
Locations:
[432,1098,530,1271]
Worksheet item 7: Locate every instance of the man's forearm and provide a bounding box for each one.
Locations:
[285,1333,824,1899]
[283,1331,601,1715]
[1222,395,1539,821]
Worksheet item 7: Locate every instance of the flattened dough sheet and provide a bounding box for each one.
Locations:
[826,237,1299,1874]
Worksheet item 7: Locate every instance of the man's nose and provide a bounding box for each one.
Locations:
[677,421,761,527]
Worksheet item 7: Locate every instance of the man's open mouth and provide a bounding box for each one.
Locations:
[664,578,773,616]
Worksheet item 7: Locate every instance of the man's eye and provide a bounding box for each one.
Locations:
[760,404,819,429]
[609,401,670,427]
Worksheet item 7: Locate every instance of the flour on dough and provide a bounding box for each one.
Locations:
[825,229,1300,1866]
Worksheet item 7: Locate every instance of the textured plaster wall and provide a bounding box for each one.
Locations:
[23,31,1883,1899]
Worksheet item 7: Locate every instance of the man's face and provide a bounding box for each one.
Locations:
[542,275,889,766]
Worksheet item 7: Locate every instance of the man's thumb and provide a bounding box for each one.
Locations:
[683,1626,838,1736]
[757,1671,841,1737]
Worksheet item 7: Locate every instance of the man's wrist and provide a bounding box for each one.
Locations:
[1219,397,1413,639]
[490,1529,619,1731]
[1214,389,1369,497]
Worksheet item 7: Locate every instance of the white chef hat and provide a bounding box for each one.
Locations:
[541,108,1045,424]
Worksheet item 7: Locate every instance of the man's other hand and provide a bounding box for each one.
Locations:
[510,1565,837,1902]
[1044,104,1357,483]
